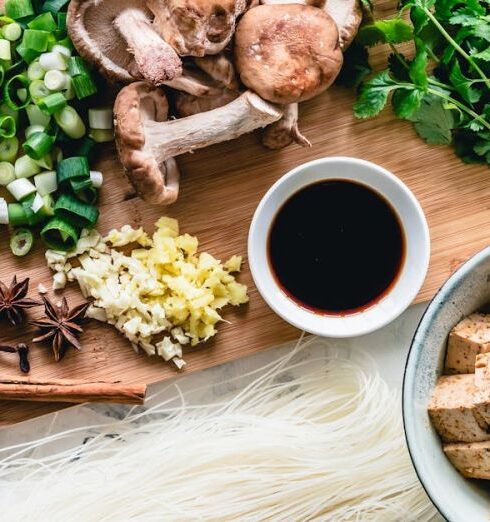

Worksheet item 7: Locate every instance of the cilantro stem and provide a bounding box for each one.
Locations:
[422,6,490,90]
[427,87,490,131]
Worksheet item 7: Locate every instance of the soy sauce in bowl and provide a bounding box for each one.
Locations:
[267,179,406,315]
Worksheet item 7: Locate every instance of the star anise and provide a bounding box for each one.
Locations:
[31,295,90,362]
[0,276,40,326]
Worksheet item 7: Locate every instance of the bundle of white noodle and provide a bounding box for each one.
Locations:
[0,336,435,521]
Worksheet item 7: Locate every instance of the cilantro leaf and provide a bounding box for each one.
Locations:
[392,88,425,119]
[357,19,414,47]
[409,37,429,88]
[471,47,490,61]
[408,93,456,144]
[448,59,482,104]
[353,72,399,119]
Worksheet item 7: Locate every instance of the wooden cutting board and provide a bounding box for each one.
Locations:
[2,1,490,426]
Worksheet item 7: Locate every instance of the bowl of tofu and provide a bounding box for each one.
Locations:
[404,246,490,522]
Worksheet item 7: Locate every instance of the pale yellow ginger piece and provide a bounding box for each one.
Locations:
[46,216,248,366]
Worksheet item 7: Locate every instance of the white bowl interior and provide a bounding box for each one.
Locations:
[404,246,490,521]
[248,157,430,337]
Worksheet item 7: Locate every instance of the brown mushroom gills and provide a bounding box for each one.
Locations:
[68,0,182,85]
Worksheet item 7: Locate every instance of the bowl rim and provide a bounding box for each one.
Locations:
[248,156,430,338]
[402,245,490,522]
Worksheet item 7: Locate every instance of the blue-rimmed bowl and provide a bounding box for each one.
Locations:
[404,246,490,522]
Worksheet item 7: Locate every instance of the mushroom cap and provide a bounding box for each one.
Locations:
[325,0,363,50]
[149,0,249,57]
[68,0,142,83]
[68,0,182,85]
[234,4,343,104]
[114,82,179,205]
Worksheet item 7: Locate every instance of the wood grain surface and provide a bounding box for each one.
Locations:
[2,0,490,426]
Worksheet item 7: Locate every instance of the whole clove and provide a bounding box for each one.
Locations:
[0,343,30,373]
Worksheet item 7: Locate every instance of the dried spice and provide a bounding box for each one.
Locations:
[0,276,40,326]
[32,295,89,362]
[0,343,30,373]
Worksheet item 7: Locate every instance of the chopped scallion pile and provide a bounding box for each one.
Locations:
[0,0,113,255]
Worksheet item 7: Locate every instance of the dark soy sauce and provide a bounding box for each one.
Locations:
[268,179,405,315]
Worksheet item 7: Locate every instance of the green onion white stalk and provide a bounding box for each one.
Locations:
[0,198,8,224]
[26,104,50,127]
[0,39,11,61]
[7,178,37,201]
[34,170,57,195]
[27,61,45,81]
[54,105,85,139]
[0,161,15,185]
[25,124,45,139]
[88,108,113,130]
[30,192,44,213]
[39,51,66,71]
[0,137,19,163]
[51,44,71,59]
[2,23,21,42]
[44,70,69,91]
[90,170,103,189]
[15,155,41,178]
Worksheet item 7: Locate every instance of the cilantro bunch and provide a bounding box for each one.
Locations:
[349,0,490,165]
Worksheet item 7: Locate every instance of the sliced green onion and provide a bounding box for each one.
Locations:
[0,115,16,138]
[22,30,50,52]
[41,216,78,251]
[34,170,57,195]
[16,45,41,64]
[55,193,99,228]
[4,74,31,109]
[14,155,41,178]
[41,0,70,13]
[0,161,15,185]
[74,136,95,159]
[25,124,45,138]
[51,44,70,59]
[10,228,34,256]
[27,60,45,81]
[2,23,22,42]
[41,194,55,216]
[7,203,28,226]
[68,56,89,76]
[22,131,54,159]
[6,0,34,20]
[90,170,103,189]
[44,69,68,90]
[26,104,50,126]
[37,91,66,114]
[56,12,67,32]
[0,136,19,162]
[71,73,97,99]
[16,88,28,102]
[70,178,97,205]
[1,103,18,123]
[39,50,66,70]
[7,177,36,200]
[30,192,44,213]
[27,12,57,31]
[51,146,62,163]
[88,107,113,130]
[4,60,24,81]
[56,156,89,184]
[35,152,53,169]
[29,78,50,101]
[54,106,85,139]
[0,198,8,224]
[90,129,114,143]
[0,39,11,60]
[62,78,74,100]
[21,194,45,225]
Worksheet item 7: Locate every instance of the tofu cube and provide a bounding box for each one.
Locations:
[473,353,490,430]
[428,374,490,442]
[444,441,490,479]
[445,313,490,374]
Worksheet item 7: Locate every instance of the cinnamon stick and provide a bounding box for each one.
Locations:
[0,378,147,404]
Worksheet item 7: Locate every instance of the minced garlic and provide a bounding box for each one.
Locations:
[45,218,249,368]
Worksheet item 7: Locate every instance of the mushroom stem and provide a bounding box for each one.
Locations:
[145,91,283,163]
[262,103,311,150]
[114,8,182,84]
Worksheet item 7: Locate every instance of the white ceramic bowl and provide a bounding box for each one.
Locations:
[404,247,490,522]
[248,157,430,338]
